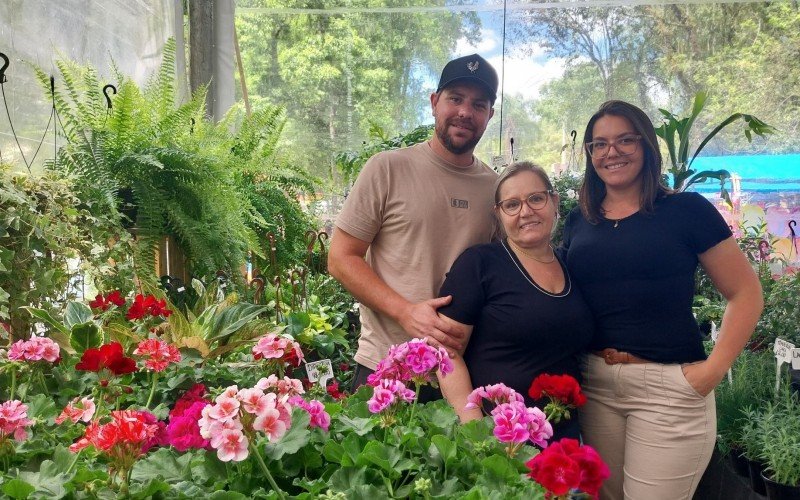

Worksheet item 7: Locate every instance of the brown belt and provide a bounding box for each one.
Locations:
[592,348,650,365]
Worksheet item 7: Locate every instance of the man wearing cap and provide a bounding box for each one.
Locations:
[328,54,499,390]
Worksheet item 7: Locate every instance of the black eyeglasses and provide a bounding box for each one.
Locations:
[495,191,553,216]
[585,134,642,159]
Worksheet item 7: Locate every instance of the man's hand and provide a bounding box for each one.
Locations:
[397,296,465,354]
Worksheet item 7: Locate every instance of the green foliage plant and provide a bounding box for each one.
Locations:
[33,40,266,281]
[335,123,433,185]
[755,271,800,346]
[0,165,132,338]
[714,349,775,455]
[551,172,582,246]
[756,390,800,487]
[655,91,775,196]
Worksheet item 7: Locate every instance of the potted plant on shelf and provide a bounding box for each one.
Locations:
[715,349,775,476]
[757,392,800,499]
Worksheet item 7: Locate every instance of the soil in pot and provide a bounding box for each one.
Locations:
[762,471,800,500]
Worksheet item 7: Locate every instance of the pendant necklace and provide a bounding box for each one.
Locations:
[506,238,556,264]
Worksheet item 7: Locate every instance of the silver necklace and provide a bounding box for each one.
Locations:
[501,240,571,298]
[507,238,556,263]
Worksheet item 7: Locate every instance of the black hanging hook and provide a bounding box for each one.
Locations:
[102,84,117,110]
[0,53,9,83]
[570,130,577,146]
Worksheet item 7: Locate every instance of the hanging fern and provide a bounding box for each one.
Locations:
[34,38,316,286]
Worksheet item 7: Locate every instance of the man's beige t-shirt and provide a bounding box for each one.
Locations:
[335,142,498,369]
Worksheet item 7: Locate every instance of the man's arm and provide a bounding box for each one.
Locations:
[327,227,465,352]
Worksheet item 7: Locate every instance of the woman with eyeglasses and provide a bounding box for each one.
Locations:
[435,161,595,440]
[563,100,763,499]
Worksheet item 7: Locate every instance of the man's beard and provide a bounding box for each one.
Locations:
[436,121,482,155]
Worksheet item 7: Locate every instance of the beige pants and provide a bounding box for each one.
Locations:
[580,354,716,500]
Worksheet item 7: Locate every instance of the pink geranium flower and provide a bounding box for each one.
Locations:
[0,400,34,441]
[167,400,209,451]
[252,333,304,367]
[368,339,453,387]
[367,386,396,414]
[289,397,331,432]
[7,337,60,363]
[252,408,288,441]
[55,397,96,424]
[208,396,240,422]
[215,429,249,462]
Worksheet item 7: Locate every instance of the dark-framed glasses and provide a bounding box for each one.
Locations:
[496,190,553,216]
[585,134,642,159]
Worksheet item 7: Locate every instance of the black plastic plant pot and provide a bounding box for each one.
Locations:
[728,447,750,477]
[761,471,800,500]
[749,459,768,495]
[790,368,800,397]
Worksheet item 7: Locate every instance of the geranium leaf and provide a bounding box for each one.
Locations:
[322,440,345,464]
[69,321,102,353]
[478,455,520,489]
[328,467,367,491]
[208,492,249,499]
[334,414,375,436]
[357,441,411,478]
[64,302,93,329]
[340,432,365,466]
[190,449,227,484]
[1,479,35,499]
[17,460,73,497]
[263,410,311,460]
[431,435,457,464]
[130,448,192,484]
[129,479,170,499]
[25,394,58,421]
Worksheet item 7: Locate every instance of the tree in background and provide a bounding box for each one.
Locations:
[235,0,480,180]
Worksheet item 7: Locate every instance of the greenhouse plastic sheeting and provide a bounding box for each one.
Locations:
[0,0,178,171]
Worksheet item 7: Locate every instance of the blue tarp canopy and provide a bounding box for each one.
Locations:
[686,154,800,192]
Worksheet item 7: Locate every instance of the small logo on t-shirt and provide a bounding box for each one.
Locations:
[451,198,469,209]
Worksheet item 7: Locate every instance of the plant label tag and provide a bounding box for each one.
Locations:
[306,359,333,388]
[792,348,800,370]
[710,321,719,343]
[177,286,185,292]
[774,338,796,392]
[774,338,795,365]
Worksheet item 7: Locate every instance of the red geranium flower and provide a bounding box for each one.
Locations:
[106,290,126,307]
[326,381,346,400]
[126,294,172,321]
[528,373,586,424]
[528,374,587,408]
[75,342,137,375]
[89,291,127,311]
[89,294,109,311]
[526,438,609,499]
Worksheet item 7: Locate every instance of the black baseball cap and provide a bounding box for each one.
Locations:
[436,54,499,103]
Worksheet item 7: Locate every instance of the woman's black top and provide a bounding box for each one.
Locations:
[439,240,595,438]
[562,192,732,364]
